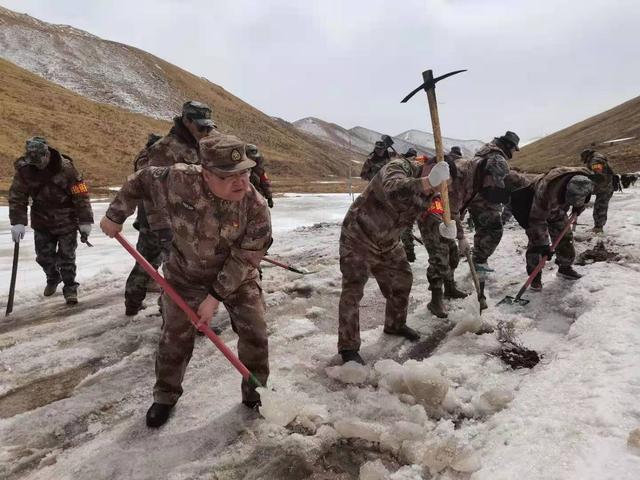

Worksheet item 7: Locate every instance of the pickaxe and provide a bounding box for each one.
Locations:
[401,69,466,228]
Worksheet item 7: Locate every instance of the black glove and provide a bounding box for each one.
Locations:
[531,244,554,260]
[267,198,274,209]
[571,205,586,217]
[156,228,173,244]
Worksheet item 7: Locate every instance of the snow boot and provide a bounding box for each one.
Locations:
[384,324,420,341]
[146,402,174,428]
[427,287,448,318]
[444,280,468,299]
[478,281,488,311]
[125,303,146,316]
[592,226,603,234]
[242,399,262,410]
[557,265,582,280]
[340,350,365,365]
[530,272,543,291]
[63,284,78,305]
[43,280,61,297]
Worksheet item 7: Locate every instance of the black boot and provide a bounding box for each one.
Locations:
[242,399,262,410]
[478,281,488,311]
[43,280,61,297]
[125,303,146,316]
[530,272,543,291]
[557,265,582,280]
[384,324,420,341]
[340,350,365,365]
[63,284,78,305]
[444,280,468,299]
[428,287,448,318]
[146,402,174,428]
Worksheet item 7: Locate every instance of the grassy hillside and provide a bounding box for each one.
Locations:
[514,96,640,173]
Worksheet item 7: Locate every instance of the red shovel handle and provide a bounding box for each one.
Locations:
[114,232,263,388]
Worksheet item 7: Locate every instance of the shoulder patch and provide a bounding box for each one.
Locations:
[70,181,89,195]
[151,167,170,179]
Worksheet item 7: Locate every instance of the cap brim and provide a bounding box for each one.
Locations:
[205,158,256,174]
[193,118,216,128]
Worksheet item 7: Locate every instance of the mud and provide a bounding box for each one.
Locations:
[496,345,541,369]
[576,241,621,265]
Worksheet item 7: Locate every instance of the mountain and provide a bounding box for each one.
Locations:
[0,6,359,190]
[294,117,484,158]
[514,96,640,173]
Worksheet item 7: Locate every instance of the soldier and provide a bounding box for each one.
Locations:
[9,137,94,305]
[512,167,593,289]
[501,169,539,224]
[417,155,467,319]
[581,149,616,233]
[338,155,451,365]
[100,135,271,427]
[360,139,392,181]
[468,131,520,273]
[246,144,274,208]
[448,146,463,159]
[124,101,216,316]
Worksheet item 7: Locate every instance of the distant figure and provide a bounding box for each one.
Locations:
[124,101,217,316]
[360,138,394,181]
[448,146,463,159]
[246,144,274,208]
[9,137,94,305]
[581,149,616,233]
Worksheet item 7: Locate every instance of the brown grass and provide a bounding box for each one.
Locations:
[513,95,640,173]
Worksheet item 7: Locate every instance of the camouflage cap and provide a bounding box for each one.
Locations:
[499,131,520,151]
[199,134,255,174]
[182,100,216,128]
[566,175,594,206]
[404,147,417,158]
[485,156,510,188]
[450,146,462,157]
[25,136,48,161]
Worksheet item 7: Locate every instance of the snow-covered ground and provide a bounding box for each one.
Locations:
[1,189,640,479]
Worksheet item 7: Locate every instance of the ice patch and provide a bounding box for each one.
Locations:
[258,388,306,427]
[280,317,319,340]
[359,459,390,480]
[334,419,385,442]
[326,362,371,384]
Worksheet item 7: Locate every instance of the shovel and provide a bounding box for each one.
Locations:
[262,256,313,275]
[498,212,577,306]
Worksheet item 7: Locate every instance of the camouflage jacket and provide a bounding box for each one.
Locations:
[250,156,273,199]
[105,164,272,301]
[135,118,203,230]
[586,154,615,195]
[526,166,592,246]
[360,152,391,181]
[9,148,94,235]
[343,157,435,253]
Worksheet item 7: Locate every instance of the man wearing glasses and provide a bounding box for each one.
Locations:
[100,135,272,427]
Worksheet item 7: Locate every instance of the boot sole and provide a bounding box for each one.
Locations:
[427,304,448,319]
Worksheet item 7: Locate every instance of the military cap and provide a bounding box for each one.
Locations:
[485,156,510,188]
[450,146,462,157]
[499,131,520,151]
[182,101,216,128]
[199,134,255,174]
[25,136,49,162]
[374,141,386,149]
[566,175,594,207]
[404,148,417,158]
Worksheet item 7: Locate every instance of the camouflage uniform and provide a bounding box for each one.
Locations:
[9,145,93,294]
[501,170,539,224]
[360,150,391,181]
[249,153,274,207]
[523,167,592,273]
[124,118,204,313]
[106,137,271,405]
[586,152,615,229]
[338,157,436,352]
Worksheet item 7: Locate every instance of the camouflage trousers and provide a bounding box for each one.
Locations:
[338,233,413,352]
[417,214,460,290]
[34,229,78,288]
[124,228,166,309]
[154,280,269,405]
[593,188,614,228]
[469,199,503,264]
[525,210,575,272]
[400,227,416,261]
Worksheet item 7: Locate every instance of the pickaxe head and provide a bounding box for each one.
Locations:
[401,69,466,103]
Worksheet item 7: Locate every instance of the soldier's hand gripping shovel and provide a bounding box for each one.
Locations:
[5,241,19,316]
[114,232,264,389]
[498,212,578,306]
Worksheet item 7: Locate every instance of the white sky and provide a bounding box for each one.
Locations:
[2,0,639,142]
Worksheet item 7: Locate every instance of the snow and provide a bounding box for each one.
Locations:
[1,188,640,479]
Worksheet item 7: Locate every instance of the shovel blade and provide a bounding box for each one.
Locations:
[497,295,530,306]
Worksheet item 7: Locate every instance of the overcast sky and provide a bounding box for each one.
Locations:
[2,0,639,142]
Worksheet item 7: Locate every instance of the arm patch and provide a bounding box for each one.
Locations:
[70,181,89,195]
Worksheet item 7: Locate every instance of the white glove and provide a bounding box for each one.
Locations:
[427,161,450,187]
[79,224,92,236]
[458,237,470,256]
[11,224,25,243]
[438,221,457,240]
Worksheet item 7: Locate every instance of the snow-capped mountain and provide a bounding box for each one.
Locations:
[396,129,484,158]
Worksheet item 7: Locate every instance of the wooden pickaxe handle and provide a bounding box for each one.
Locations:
[424,70,452,225]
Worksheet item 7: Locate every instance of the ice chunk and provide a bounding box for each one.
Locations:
[281,317,319,339]
[451,449,482,473]
[402,362,449,409]
[421,436,459,475]
[359,459,390,480]
[390,465,424,480]
[326,362,370,384]
[391,421,425,442]
[375,359,410,394]
[299,403,330,426]
[334,419,384,442]
[472,387,514,415]
[379,431,401,454]
[258,388,304,427]
[305,306,326,318]
[628,428,640,455]
[448,296,483,336]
